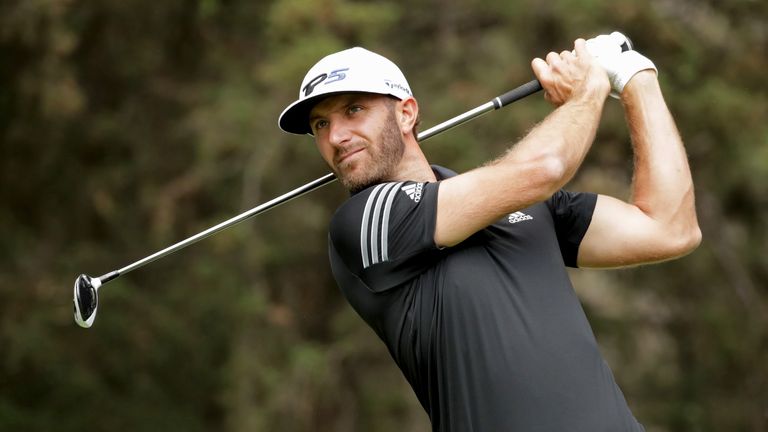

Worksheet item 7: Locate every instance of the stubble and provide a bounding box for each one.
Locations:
[337,108,405,194]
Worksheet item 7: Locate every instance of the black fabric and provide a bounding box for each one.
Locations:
[327,165,644,432]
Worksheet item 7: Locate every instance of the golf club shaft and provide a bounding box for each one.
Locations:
[101,79,543,282]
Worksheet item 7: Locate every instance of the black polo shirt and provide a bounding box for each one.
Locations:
[327,165,644,431]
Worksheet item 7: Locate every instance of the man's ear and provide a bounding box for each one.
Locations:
[397,97,419,137]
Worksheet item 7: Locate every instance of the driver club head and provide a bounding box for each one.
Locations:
[73,274,101,328]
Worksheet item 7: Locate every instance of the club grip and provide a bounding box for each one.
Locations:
[493,80,543,109]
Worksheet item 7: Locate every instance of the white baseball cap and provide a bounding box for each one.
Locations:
[278,47,413,135]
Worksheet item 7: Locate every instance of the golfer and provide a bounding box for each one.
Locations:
[278,36,700,431]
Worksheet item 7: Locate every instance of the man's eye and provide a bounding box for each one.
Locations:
[314,119,328,130]
[348,105,363,114]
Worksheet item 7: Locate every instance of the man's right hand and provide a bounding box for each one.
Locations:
[531,38,610,107]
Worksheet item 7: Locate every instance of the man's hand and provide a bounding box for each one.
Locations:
[531,39,610,106]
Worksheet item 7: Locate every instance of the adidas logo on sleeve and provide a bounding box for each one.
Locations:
[401,183,423,203]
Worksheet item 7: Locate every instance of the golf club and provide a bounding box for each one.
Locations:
[72,79,542,328]
[73,32,635,329]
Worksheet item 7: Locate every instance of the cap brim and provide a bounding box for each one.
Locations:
[278,95,323,136]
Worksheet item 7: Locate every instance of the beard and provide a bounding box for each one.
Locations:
[335,110,406,194]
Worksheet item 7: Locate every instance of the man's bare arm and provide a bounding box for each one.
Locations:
[578,71,701,267]
[435,39,610,247]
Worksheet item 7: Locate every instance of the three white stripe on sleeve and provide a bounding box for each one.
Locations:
[360,182,404,269]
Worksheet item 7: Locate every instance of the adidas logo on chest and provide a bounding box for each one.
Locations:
[508,211,533,224]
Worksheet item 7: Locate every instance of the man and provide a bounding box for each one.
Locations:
[278,36,700,431]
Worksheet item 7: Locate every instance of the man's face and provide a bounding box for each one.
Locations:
[310,93,406,193]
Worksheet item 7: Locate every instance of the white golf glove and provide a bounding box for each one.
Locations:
[585,32,629,58]
[585,32,657,98]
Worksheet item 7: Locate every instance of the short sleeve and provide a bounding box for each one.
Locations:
[329,181,441,292]
[545,190,598,267]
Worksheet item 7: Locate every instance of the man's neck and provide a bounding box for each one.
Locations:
[391,142,437,183]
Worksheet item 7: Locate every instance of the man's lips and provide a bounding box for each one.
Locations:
[335,147,365,165]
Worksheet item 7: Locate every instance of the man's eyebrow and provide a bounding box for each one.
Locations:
[308,105,334,123]
[309,98,359,123]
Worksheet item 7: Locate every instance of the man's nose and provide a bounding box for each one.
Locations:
[328,118,351,147]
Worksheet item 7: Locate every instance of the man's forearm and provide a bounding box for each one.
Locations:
[435,91,607,248]
[511,89,606,186]
[622,72,701,243]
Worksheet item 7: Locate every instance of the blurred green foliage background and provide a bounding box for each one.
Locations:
[1,0,766,430]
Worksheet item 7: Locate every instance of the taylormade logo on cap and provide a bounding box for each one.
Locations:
[278,47,413,135]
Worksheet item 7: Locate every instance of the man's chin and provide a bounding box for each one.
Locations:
[339,171,383,194]
[342,176,377,194]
